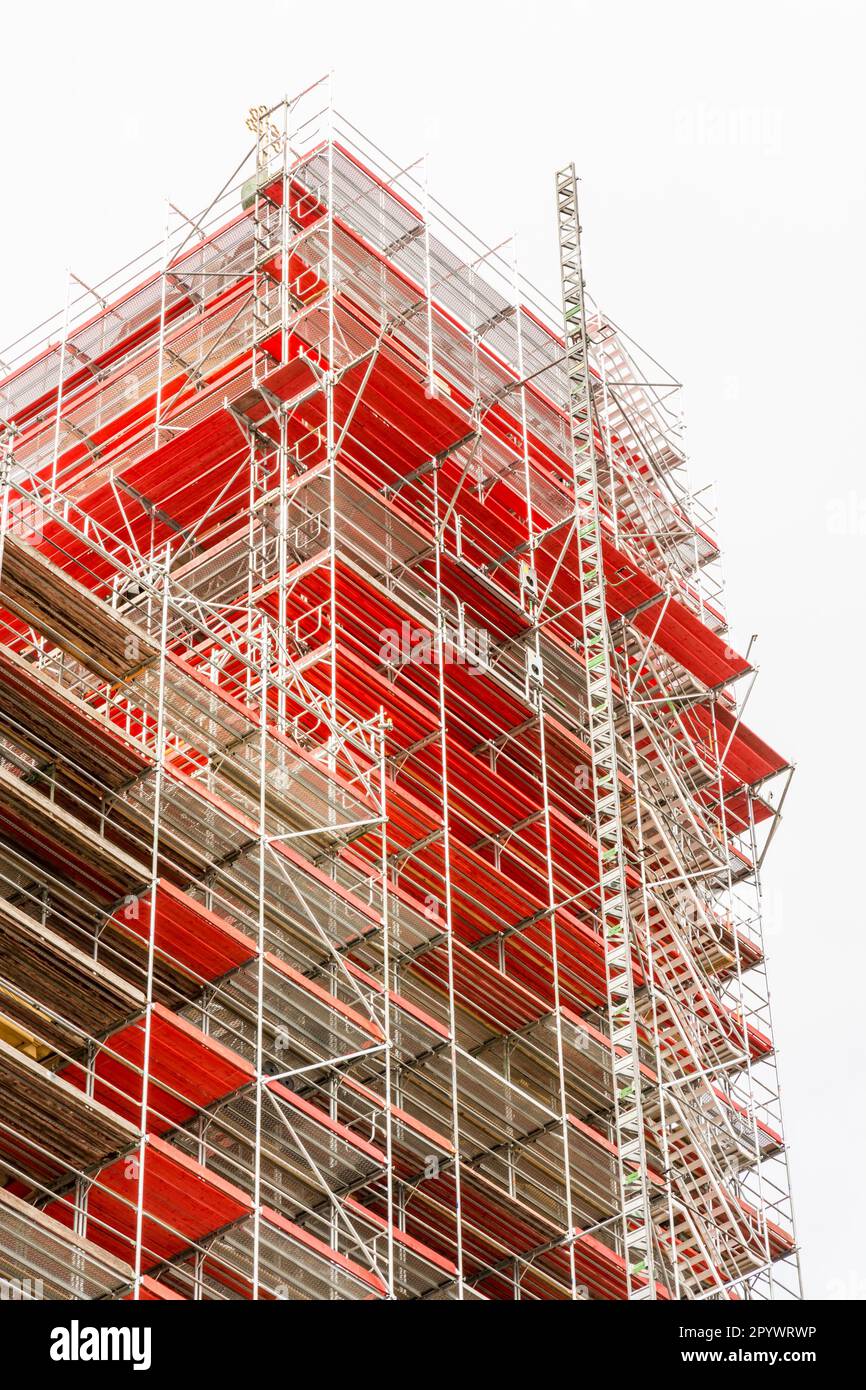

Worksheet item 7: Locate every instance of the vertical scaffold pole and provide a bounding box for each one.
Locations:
[555,165,655,1299]
[252,614,269,1299]
[50,272,71,497]
[432,465,465,1298]
[153,208,171,455]
[378,710,396,1298]
[512,240,578,1299]
[326,77,338,736]
[133,546,171,1298]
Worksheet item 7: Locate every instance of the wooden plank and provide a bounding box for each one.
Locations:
[0,765,150,895]
[0,643,151,789]
[0,895,143,1050]
[0,533,157,682]
[0,1034,137,1174]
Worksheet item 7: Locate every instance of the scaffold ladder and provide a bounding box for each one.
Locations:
[555,164,656,1299]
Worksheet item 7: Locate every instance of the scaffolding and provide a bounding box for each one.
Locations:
[0,79,800,1301]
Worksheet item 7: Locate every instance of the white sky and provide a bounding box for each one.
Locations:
[2,0,863,1299]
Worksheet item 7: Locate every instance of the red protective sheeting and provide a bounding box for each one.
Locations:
[110,879,256,984]
[62,1003,254,1134]
[46,1137,252,1269]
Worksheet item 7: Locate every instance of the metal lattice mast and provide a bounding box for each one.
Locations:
[555,164,655,1299]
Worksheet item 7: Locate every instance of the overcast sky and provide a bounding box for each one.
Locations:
[2,0,863,1299]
